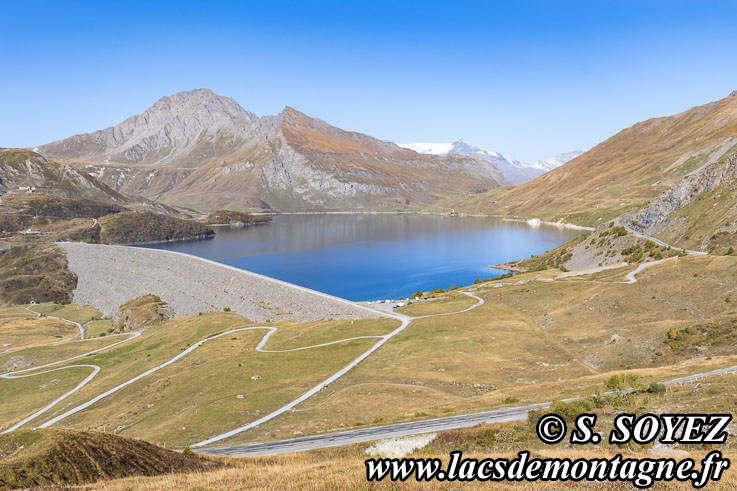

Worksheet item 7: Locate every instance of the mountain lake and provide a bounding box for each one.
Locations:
[143,213,584,301]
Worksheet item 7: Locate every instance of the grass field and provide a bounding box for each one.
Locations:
[3,254,737,459]
[229,254,737,444]
[395,295,478,317]
[1,309,401,448]
[0,316,77,349]
[30,302,102,324]
[79,372,737,489]
[84,320,114,338]
[0,335,123,373]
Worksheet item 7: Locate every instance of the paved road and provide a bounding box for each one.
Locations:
[200,361,737,458]
[200,402,550,457]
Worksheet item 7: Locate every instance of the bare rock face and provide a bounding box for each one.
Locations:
[621,153,737,236]
[35,90,509,212]
[38,89,257,168]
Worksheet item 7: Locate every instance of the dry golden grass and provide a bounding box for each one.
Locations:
[396,295,478,317]
[2,312,398,448]
[79,373,737,489]
[232,255,737,444]
[0,316,77,349]
[76,450,737,490]
[453,94,737,226]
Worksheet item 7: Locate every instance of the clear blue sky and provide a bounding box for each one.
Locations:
[1,0,736,162]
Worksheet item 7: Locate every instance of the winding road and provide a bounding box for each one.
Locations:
[2,252,729,455]
[192,293,484,448]
[0,311,141,434]
[0,293,482,442]
[201,361,737,458]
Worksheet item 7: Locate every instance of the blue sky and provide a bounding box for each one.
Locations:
[1,0,736,162]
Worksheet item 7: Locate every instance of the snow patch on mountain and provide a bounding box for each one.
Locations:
[532,151,583,171]
[399,139,582,184]
[398,142,454,155]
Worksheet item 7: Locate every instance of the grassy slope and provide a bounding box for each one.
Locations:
[79,370,737,490]
[235,255,737,444]
[31,302,101,324]
[98,212,214,245]
[0,316,77,349]
[395,295,478,317]
[451,94,737,227]
[1,310,398,447]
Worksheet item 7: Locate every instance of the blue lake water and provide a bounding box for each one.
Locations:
[144,214,583,301]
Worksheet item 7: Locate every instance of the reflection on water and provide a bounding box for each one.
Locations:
[144,214,583,301]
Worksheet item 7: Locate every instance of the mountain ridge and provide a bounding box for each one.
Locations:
[398,139,581,184]
[36,90,510,212]
[452,91,737,226]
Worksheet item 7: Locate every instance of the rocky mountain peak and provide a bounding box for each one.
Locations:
[143,88,258,126]
[36,89,260,165]
[730,90,737,98]
[451,139,481,154]
[277,106,314,125]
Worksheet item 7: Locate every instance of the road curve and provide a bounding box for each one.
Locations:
[200,361,737,457]
[191,292,484,448]
[26,305,85,343]
[0,331,141,433]
[4,291,481,443]
[621,224,707,256]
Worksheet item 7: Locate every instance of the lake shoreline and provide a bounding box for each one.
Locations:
[143,213,583,301]
[253,210,594,231]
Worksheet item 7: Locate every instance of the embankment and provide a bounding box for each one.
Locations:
[60,242,381,323]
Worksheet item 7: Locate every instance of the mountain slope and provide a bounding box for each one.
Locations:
[454,92,737,226]
[36,89,257,167]
[0,148,126,203]
[399,139,580,184]
[37,90,510,212]
[621,151,737,253]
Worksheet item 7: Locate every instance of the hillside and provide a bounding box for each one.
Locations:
[36,89,510,212]
[0,148,127,204]
[203,209,272,226]
[454,91,737,226]
[0,429,222,488]
[97,212,214,245]
[621,151,737,253]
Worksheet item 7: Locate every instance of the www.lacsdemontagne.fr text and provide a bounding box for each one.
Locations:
[366,450,729,488]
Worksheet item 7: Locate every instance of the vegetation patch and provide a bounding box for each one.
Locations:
[0,428,224,488]
[0,245,76,305]
[99,212,214,245]
[113,295,173,331]
[203,210,272,226]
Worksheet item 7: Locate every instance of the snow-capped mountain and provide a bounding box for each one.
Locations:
[532,150,583,171]
[399,139,581,184]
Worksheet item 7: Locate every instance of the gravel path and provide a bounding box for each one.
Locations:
[60,242,381,322]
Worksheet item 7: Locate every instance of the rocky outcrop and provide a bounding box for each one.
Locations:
[621,153,737,236]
